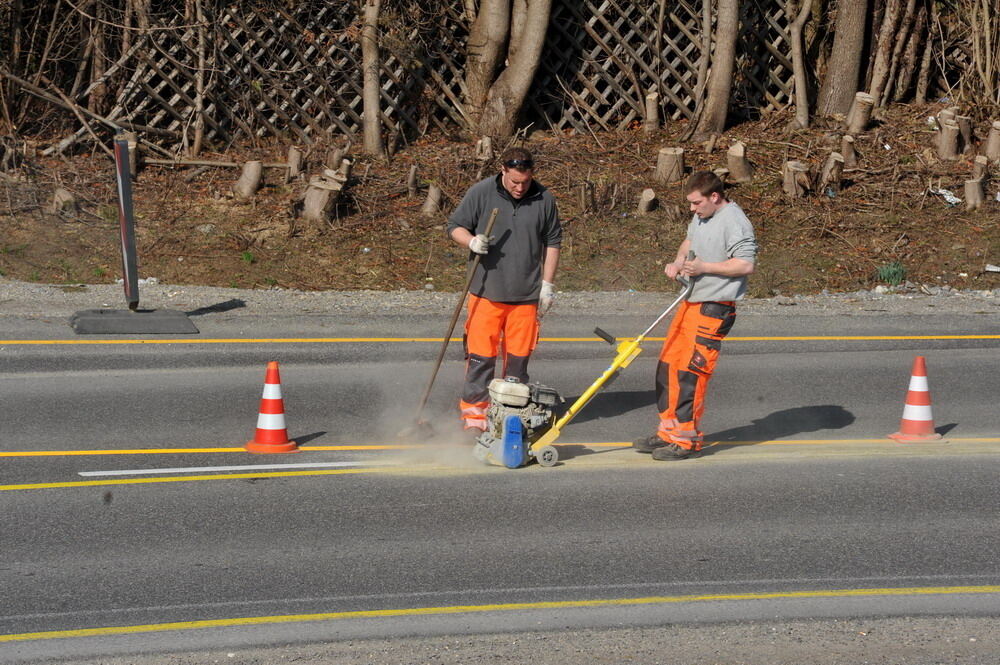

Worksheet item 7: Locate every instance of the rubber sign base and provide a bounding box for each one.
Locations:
[69,309,199,334]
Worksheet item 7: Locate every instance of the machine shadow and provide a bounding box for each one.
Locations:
[558,389,655,426]
[700,405,856,456]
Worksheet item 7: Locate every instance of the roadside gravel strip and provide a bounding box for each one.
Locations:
[1,277,999,319]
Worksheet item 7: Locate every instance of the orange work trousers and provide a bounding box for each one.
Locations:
[459,295,539,430]
[655,300,736,449]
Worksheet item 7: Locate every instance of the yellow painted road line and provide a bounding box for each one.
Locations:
[2,584,999,643]
[0,445,416,457]
[2,334,999,345]
[2,438,998,459]
[0,468,380,492]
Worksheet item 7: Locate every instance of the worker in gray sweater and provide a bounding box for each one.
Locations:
[634,170,757,460]
[446,147,562,435]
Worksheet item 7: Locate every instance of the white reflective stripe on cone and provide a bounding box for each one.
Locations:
[262,383,283,399]
[256,412,287,430]
[902,404,934,421]
[907,376,929,392]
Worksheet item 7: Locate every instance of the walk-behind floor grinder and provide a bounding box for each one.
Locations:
[474,266,694,469]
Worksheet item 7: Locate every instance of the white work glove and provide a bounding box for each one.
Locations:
[468,234,490,255]
[538,281,555,319]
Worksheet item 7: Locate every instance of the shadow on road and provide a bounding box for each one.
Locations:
[559,389,654,425]
[185,298,247,316]
[701,405,856,455]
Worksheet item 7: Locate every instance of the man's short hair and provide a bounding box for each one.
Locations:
[686,171,726,199]
[500,147,534,171]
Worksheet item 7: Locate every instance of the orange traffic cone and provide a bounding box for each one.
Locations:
[245,361,299,453]
[888,356,942,443]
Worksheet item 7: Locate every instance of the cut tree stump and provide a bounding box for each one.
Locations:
[841,135,858,169]
[232,161,263,200]
[337,158,352,181]
[957,116,973,154]
[845,93,875,134]
[937,120,960,161]
[421,183,442,216]
[985,120,1000,161]
[727,141,753,182]
[285,146,303,183]
[637,188,657,214]
[819,152,845,193]
[578,181,594,211]
[643,91,659,134]
[407,164,418,198]
[965,178,985,211]
[654,147,684,183]
[782,160,810,198]
[475,136,493,162]
[300,171,347,222]
[973,155,989,180]
[47,187,78,215]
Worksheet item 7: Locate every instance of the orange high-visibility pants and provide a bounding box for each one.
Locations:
[655,300,736,449]
[459,295,539,429]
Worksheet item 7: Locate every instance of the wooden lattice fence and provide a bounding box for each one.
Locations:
[72,0,799,148]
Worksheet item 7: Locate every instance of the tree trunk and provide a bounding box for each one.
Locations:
[789,0,813,129]
[476,0,553,138]
[190,0,207,157]
[361,0,385,156]
[693,0,738,138]
[817,0,869,116]
[894,2,927,101]
[914,0,936,104]
[88,1,107,114]
[463,0,511,129]
[866,0,902,107]
[881,0,917,107]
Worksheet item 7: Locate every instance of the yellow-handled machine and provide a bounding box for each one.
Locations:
[526,267,695,466]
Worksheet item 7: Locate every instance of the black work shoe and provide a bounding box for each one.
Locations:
[633,434,668,453]
[651,442,699,461]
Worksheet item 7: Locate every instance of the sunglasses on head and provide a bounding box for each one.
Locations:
[503,159,534,169]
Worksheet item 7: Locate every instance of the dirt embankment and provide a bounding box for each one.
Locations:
[2,105,999,297]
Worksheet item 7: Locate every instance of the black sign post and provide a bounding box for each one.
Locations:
[69,133,198,334]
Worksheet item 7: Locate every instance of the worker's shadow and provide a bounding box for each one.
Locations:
[555,392,856,460]
[699,405,856,456]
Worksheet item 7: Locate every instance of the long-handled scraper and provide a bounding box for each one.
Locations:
[528,254,695,458]
[399,208,499,439]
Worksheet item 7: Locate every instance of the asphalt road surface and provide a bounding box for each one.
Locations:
[1,287,999,663]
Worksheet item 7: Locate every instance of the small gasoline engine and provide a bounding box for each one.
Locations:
[473,377,562,468]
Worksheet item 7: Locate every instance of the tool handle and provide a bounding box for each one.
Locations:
[593,327,616,345]
[414,207,500,417]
